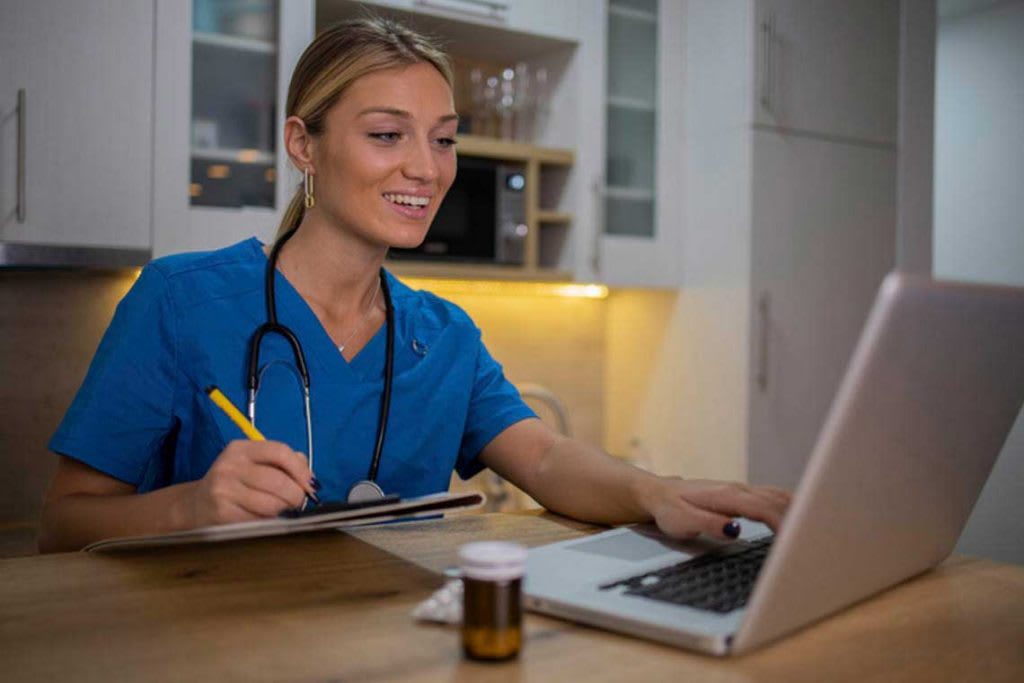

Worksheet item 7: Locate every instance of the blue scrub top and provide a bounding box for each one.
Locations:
[50,238,536,502]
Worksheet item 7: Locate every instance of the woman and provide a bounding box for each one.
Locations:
[39,18,789,552]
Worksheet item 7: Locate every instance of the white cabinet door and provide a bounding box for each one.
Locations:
[597,0,685,286]
[153,0,314,257]
[505,0,579,42]
[747,129,896,489]
[0,0,153,250]
[754,0,899,144]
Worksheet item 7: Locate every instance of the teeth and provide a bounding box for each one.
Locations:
[384,193,429,207]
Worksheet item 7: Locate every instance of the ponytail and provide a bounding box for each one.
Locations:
[274,187,306,244]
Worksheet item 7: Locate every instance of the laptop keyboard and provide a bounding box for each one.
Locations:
[600,536,774,614]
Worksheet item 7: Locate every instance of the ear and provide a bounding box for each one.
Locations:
[284,116,316,172]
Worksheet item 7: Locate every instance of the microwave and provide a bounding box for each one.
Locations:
[389,156,527,265]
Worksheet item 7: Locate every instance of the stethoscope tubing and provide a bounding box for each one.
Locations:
[246,226,394,500]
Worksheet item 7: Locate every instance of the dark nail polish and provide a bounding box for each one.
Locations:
[310,477,322,491]
[308,491,321,506]
[723,521,741,539]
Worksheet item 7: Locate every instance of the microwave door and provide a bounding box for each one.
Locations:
[397,156,498,262]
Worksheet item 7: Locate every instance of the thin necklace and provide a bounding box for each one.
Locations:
[338,279,380,354]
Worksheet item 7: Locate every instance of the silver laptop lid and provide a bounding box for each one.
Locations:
[734,273,1024,653]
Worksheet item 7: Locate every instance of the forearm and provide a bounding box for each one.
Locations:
[38,482,196,554]
[524,435,661,526]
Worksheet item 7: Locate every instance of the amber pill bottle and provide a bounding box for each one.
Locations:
[458,541,528,661]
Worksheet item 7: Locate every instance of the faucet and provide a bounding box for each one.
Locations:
[482,382,572,511]
[517,382,572,437]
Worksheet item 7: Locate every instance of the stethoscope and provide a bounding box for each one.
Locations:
[247,226,395,503]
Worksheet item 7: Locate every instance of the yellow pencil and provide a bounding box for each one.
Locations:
[205,385,265,441]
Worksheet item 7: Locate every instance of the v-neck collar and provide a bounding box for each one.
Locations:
[248,238,392,383]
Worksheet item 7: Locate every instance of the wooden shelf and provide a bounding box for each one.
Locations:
[191,147,275,164]
[193,32,277,55]
[537,210,573,224]
[387,260,572,282]
[456,135,574,166]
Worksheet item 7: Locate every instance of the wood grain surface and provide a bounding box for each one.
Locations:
[1,512,1021,682]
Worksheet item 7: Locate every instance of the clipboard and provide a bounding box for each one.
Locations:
[84,491,485,553]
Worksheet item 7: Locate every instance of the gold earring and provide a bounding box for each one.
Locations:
[303,168,315,209]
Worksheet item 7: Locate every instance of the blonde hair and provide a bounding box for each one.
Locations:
[274,17,454,243]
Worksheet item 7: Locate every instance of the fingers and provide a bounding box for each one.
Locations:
[656,498,739,541]
[757,485,793,509]
[239,464,309,510]
[685,482,789,531]
[234,487,305,519]
[241,441,317,497]
[196,440,317,525]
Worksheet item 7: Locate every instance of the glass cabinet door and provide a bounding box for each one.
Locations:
[604,0,658,237]
[190,0,279,209]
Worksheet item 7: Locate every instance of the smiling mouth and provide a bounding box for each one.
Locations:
[383,193,430,208]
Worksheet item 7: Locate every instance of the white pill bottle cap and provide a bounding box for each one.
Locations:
[458,541,528,582]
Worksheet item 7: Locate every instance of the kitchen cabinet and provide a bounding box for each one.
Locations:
[0,0,153,255]
[672,1,899,489]
[588,0,686,287]
[748,130,896,488]
[578,0,900,288]
[152,0,314,257]
[355,0,581,43]
[754,0,900,144]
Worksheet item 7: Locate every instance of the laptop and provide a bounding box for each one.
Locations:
[524,273,1024,656]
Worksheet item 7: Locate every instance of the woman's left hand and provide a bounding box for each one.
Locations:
[637,476,792,541]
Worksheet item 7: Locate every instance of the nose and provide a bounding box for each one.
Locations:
[401,138,440,183]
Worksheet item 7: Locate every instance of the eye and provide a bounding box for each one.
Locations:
[435,137,458,149]
[369,132,401,143]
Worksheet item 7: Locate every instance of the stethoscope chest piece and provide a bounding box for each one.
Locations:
[347,479,387,502]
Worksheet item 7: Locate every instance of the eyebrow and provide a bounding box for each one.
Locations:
[357,107,459,124]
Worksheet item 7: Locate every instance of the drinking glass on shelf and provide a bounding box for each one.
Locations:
[498,67,516,140]
[482,75,500,137]
[469,68,486,136]
[531,66,550,141]
[511,62,531,141]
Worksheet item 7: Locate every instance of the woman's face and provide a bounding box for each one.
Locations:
[309,62,458,250]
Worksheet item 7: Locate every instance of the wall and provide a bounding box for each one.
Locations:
[935,0,1024,564]
[603,1,755,486]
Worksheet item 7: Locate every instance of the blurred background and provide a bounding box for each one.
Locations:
[1,0,1021,562]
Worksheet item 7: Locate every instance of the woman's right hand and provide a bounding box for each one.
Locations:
[185,440,318,527]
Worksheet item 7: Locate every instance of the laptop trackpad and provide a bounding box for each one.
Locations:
[564,525,712,562]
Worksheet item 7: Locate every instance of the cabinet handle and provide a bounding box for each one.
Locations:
[16,88,26,223]
[758,17,770,109]
[414,0,508,21]
[757,292,770,392]
[767,12,776,113]
[591,175,605,275]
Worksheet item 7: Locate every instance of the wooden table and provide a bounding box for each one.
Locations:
[1,512,1022,682]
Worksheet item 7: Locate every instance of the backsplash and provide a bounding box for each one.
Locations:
[0,269,138,536]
